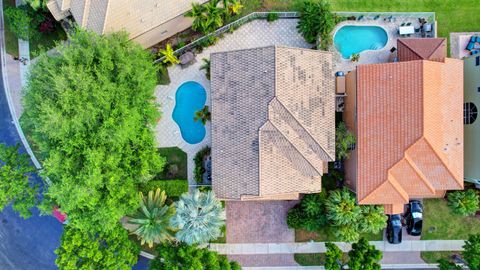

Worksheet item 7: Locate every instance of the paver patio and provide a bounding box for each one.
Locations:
[155,19,310,185]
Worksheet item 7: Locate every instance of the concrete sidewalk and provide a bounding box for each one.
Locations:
[208,240,465,255]
[243,264,442,270]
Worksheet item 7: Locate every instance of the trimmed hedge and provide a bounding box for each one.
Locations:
[141,179,188,197]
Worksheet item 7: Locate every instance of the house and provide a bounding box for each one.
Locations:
[46,0,209,48]
[210,46,335,200]
[464,54,480,187]
[344,38,464,214]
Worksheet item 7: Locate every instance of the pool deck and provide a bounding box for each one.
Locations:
[155,19,310,186]
[332,17,429,72]
[450,32,480,59]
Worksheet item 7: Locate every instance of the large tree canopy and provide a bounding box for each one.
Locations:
[21,29,165,233]
[55,225,139,270]
[0,143,38,218]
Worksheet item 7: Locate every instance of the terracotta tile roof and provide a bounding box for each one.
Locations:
[397,38,447,62]
[47,0,209,37]
[211,46,335,200]
[355,58,464,212]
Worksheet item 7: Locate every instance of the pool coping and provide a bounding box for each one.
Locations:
[332,21,391,60]
[171,81,208,145]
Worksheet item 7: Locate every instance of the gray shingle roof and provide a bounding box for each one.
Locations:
[211,46,335,200]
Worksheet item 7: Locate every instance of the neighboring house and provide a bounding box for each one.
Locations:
[47,0,209,48]
[464,54,480,187]
[210,46,335,200]
[344,38,464,214]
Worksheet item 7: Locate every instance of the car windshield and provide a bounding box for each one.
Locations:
[412,212,422,219]
[413,220,423,231]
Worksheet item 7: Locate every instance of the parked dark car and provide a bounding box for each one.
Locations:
[405,200,423,236]
[387,214,403,244]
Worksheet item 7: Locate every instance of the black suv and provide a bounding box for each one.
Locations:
[386,214,403,244]
[405,200,423,236]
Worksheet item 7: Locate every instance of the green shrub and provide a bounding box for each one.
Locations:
[296,0,335,43]
[336,122,356,160]
[266,12,279,22]
[448,190,480,216]
[4,6,32,40]
[287,207,304,229]
[287,193,328,232]
[141,180,188,197]
[194,146,211,183]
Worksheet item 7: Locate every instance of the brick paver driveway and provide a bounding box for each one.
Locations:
[226,200,299,266]
[226,200,298,243]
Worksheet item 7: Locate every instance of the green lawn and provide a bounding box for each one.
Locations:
[240,0,480,47]
[156,147,188,180]
[421,251,457,264]
[421,198,480,240]
[295,226,383,242]
[294,253,327,266]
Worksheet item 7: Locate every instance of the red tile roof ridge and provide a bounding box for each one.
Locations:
[402,153,436,194]
[398,38,446,61]
[421,136,464,189]
[359,176,409,205]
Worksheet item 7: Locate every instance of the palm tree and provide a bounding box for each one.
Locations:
[158,44,179,65]
[186,3,206,32]
[199,58,211,80]
[127,189,176,248]
[325,188,362,226]
[202,1,224,33]
[170,190,226,245]
[350,53,360,62]
[228,0,244,16]
[194,106,211,125]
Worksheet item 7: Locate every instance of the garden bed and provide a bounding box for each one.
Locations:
[156,147,187,180]
[140,179,188,198]
[2,0,66,57]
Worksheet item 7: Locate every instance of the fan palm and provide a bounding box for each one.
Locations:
[158,44,179,65]
[127,189,176,248]
[194,106,211,125]
[199,58,211,80]
[170,190,226,245]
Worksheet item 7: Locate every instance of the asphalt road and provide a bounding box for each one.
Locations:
[0,48,149,270]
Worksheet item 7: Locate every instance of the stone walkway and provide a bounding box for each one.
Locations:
[208,240,465,254]
[155,19,310,185]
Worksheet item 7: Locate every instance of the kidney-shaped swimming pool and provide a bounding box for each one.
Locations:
[334,25,388,59]
[172,81,206,144]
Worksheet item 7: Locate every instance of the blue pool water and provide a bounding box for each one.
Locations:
[334,25,388,59]
[173,81,207,144]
